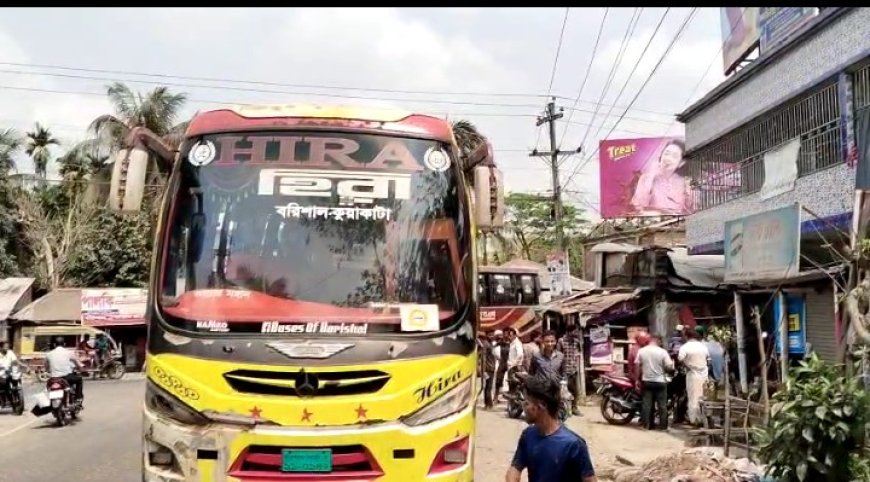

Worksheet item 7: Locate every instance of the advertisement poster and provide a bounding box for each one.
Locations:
[759,7,819,53]
[723,204,801,282]
[720,7,760,74]
[589,341,613,366]
[599,137,690,218]
[546,251,572,298]
[773,294,807,355]
[81,288,148,327]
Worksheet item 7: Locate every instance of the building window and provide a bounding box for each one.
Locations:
[688,82,842,210]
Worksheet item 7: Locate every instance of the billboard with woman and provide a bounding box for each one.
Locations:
[599,137,692,218]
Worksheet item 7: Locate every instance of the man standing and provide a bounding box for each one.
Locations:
[556,325,583,416]
[522,331,541,373]
[678,328,710,426]
[635,335,674,430]
[494,330,509,404]
[529,330,565,382]
[506,328,524,393]
[479,331,497,410]
[627,332,650,383]
[697,326,725,385]
[505,375,597,482]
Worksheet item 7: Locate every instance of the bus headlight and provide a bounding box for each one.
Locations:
[145,381,209,426]
[402,378,473,427]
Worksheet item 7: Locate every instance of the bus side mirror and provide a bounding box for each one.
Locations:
[474,165,504,229]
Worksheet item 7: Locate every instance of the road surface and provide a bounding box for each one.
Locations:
[0,379,684,481]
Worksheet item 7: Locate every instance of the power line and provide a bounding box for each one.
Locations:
[557,7,609,148]
[0,81,675,126]
[662,7,748,136]
[547,8,571,95]
[561,7,699,193]
[0,60,551,100]
[535,8,571,151]
[586,8,671,150]
[575,7,643,157]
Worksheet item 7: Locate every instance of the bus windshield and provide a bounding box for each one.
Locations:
[158,130,472,336]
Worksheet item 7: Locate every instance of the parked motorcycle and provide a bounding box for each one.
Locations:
[46,375,82,426]
[595,371,681,426]
[0,364,24,415]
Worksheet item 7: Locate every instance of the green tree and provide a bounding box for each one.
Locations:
[0,128,20,173]
[66,208,152,288]
[88,82,188,151]
[503,192,587,262]
[0,128,21,276]
[24,123,59,179]
[757,354,870,481]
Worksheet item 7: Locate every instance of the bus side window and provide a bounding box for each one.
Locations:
[478,274,491,305]
[490,274,514,306]
[519,275,537,305]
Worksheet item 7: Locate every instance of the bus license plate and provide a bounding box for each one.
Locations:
[281,449,332,473]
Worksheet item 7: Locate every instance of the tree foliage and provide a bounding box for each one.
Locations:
[502,192,588,264]
[24,123,59,179]
[66,208,153,288]
[756,353,870,482]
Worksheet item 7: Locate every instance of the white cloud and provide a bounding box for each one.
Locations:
[0,7,726,209]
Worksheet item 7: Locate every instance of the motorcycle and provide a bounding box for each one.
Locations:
[46,374,82,426]
[0,364,24,415]
[595,371,681,426]
[505,370,572,423]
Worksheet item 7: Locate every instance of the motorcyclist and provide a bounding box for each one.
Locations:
[45,337,85,405]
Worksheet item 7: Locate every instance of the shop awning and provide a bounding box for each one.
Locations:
[11,288,82,323]
[0,278,35,320]
[537,289,645,325]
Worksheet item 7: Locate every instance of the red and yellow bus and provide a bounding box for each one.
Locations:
[138,104,503,481]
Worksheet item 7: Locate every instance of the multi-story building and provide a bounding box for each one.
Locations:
[678,7,870,365]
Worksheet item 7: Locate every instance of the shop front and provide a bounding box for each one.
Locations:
[80,288,148,371]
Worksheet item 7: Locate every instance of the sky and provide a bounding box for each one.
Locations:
[0,7,727,219]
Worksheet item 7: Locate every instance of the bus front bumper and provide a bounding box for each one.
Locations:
[142,404,475,482]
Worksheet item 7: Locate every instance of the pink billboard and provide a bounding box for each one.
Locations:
[599,137,691,218]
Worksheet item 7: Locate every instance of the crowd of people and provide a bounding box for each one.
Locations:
[477,326,584,417]
[473,322,730,482]
[630,324,726,430]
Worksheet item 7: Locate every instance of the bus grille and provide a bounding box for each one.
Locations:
[222,369,390,397]
[228,444,383,481]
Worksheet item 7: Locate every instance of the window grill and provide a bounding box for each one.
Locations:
[687,82,842,210]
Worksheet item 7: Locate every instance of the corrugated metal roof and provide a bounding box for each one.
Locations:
[0,278,35,320]
[10,288,82,323]
[538,289,643,316]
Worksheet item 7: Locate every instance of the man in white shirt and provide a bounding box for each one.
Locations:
[45,338,85,403]
[677,329,710,426]
[505,328,524,394]
[635,335,674,430]
[0,342,17,370]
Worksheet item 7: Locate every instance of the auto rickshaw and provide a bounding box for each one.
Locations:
[14,324,126,381]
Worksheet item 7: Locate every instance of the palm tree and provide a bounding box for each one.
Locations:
[88,82,188,151]
[450,119,486,170]
[0,128,20,173]
[24,123,59,179]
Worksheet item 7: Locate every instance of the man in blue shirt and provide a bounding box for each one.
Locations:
[505,375,597,482]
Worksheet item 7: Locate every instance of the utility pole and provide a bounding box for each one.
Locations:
[530,97,582,250]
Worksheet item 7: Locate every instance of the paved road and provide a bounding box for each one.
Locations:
[0,379,683,482]
[0,377,142,482]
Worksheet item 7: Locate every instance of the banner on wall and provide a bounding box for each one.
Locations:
[773,293,807,355]
[720,7,760,74]
[724,204,801,282]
